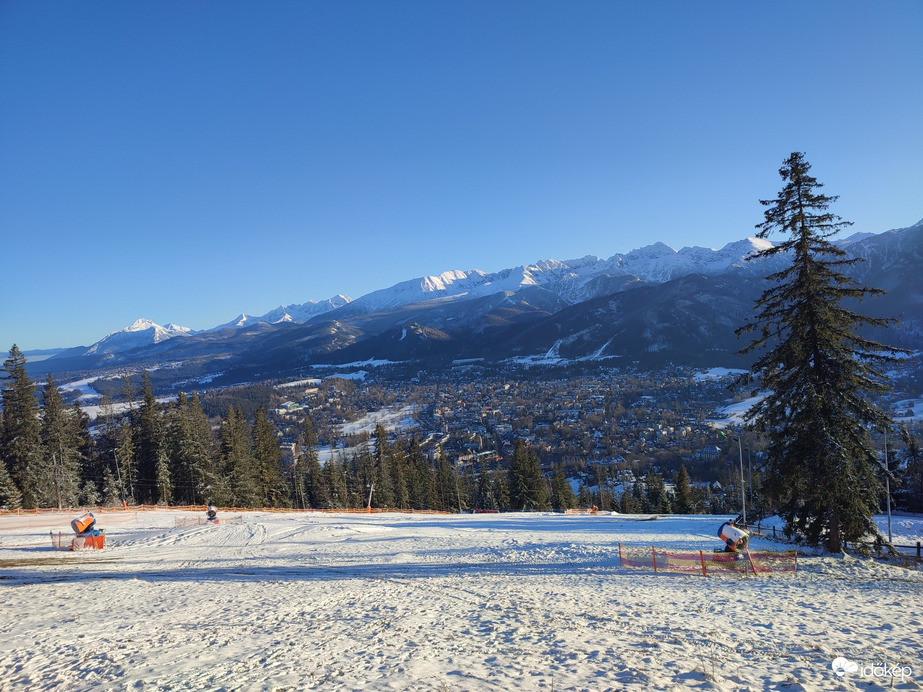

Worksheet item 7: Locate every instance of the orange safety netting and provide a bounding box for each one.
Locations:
[618,543,797,576]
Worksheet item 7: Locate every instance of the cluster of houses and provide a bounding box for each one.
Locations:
[270,365,753,489]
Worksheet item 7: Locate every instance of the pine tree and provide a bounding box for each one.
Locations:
[221,406,259,507]
[1,346,40,507]
[252,406,289,508]
[100,466,122,507]
[40,375,82,509]
[71,401,97,503]
[643,469,672,514]
[114,419,136,504]
[507,439,549,511]
[577,483,594,510]
[434,450,458,512]
[474,467,496,510]
[324,455,349,509]
[550,464,576,510]
[371,424,394,508]
[895,429,922,513]
[619,485,641,514]
[0,452,23,509]
[133,372,169,504]
[292,417,329,509]
[736,152,907,551]
[673,465,694,514]
[165,393,217,506]
[165,393,194,505]
[405,438,435,510]
[388,441,410,511]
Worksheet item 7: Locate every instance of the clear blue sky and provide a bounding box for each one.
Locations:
[2,1,921,351]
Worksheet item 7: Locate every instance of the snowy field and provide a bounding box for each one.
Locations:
[1,511,921,691]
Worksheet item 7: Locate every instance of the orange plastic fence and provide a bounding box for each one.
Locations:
[618,543,797,576]
[2,504,453,517]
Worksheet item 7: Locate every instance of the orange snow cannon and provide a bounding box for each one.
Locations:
[68,512,105,550]
[71,513,96,534]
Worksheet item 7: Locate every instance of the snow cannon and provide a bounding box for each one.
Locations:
[206,506,218,522]
[68,512,105,550]
[71,512,96,534]
[718,521,749,553]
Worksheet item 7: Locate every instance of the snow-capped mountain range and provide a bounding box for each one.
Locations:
[338,236,778,315]
[83,237,777,355]
[209,295,353,332]
[85,319,193,355]
[60,219,920,373]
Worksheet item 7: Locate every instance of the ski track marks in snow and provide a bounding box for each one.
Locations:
[0,511,921,691]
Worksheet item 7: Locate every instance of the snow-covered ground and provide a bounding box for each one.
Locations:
[1,512,920,691]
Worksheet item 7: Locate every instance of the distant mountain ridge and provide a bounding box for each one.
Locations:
[85,319,193,355]
[209,295,353,332]
[77,237,781,356]
[37,217,921,384]
[337,236,780,317]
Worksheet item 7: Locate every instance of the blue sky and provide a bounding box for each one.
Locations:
[2,1,921,351]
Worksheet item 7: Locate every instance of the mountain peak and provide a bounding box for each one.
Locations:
[86,319,192,355]
[211,295,353,332]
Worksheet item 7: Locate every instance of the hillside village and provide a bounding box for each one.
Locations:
[263,358,922,512]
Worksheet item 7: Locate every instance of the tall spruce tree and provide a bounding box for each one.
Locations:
[405,438,435,510]
[736,152,907,552]
[0,452,23,509]
[1,346,40,507]
[507,439,549,511]
[371,424,394,508]
[40,375,82,509]
[388,440,410,511]
[165,393,217,506]
[673,465,695,514]
[895,429,922,513]
[134,372,170,504]
[324,454,349,509]
[550,464,576,510]
[293,417,328,508]
[221,406,259,507]
[643,469,672,514]
[252,406,289,508]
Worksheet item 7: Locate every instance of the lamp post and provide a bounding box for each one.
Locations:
[746,446,753,513]
[366,482,374,512]
[884,428,892,543]
[732,435,746,526]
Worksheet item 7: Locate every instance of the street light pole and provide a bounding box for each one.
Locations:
[733,435,746,526]
[884,428,892,543]
[746,446,753,513]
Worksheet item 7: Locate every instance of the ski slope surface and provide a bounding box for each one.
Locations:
[0,511,920,691]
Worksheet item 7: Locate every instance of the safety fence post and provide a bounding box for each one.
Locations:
[699,550,707,577]
[651,546,657,573]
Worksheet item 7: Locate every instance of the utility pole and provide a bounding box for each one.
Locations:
[733,435,746,526]
[884,428,892,543]
[746,446,753,514]
[113,450,126,507]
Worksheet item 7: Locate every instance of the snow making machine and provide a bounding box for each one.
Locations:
[68,512,105,550]
[717,520,749,553]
